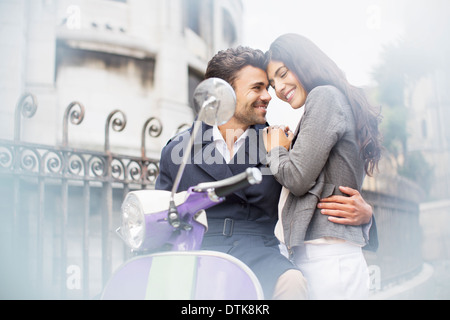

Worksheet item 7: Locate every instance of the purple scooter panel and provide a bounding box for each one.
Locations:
[102,251,264,300]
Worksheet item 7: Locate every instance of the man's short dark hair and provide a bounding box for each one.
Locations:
[205,46,266,88]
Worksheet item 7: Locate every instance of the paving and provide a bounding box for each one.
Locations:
[370,260,450,300]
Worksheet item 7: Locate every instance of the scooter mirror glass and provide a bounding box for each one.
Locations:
[193,78,236,126]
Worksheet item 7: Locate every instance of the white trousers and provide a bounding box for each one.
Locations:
[292,242,369,300]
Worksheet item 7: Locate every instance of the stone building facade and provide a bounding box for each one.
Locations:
[0,0,243,156]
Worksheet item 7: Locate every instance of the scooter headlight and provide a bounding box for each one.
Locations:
[121,193,145,250]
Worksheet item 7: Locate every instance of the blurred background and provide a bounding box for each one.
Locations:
[0,0,449,299]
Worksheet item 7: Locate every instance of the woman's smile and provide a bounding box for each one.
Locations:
[285,89,296,103]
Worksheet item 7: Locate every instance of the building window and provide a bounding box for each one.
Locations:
[186,0,201,35]
[184,0,213,44]
[55,41,155,89]
[422,119,428,139]
[222,9,237,47]
[188,67,204,116]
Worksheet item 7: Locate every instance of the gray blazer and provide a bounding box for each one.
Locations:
[266,85,369,250]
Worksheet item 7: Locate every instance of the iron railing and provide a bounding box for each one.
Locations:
[0,93,163,299]
[362,188,423,290]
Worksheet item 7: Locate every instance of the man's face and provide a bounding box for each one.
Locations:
[231,65,271,127]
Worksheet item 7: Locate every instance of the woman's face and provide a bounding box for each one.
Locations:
[266,60,308,109]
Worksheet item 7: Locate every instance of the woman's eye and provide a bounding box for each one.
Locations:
[279,67,290,78]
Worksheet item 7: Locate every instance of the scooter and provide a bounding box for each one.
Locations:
[101,78,265,300]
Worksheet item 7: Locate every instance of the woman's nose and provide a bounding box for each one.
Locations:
[276,81,286,95]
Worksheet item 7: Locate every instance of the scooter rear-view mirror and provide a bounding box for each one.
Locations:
[193,77,236,126]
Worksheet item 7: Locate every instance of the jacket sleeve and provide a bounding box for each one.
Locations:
[155,143,175,191]
[266,86,347,197]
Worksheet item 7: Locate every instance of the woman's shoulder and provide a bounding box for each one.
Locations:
[305,85,348,114]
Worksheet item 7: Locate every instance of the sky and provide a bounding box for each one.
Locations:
[240,0,407,128]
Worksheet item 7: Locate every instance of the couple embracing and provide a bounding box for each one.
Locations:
[156,34,382,300]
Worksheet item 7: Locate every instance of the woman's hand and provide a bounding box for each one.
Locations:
[263,125,294,152]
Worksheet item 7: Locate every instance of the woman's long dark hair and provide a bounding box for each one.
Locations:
[266,33,382,176]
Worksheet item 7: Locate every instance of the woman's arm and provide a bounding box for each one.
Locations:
[265,87,346,196]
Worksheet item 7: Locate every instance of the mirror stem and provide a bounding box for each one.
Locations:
[168,118,202,227]
[168,95,219,228]
[170,119,202,197]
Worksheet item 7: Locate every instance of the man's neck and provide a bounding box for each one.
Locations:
[218,119,250,153]
[218,122,249,142]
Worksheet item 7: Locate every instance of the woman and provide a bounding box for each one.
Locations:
[263,33,382,299]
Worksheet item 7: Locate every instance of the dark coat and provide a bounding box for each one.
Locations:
[155,122,297,298]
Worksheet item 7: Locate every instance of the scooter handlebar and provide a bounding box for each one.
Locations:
[194,168,262,197]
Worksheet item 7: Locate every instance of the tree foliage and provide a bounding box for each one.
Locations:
[372,39,434,192]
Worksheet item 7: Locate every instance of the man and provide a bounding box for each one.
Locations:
[155,47,376,299]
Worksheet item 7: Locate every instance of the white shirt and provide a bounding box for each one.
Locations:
[212,125,248,163]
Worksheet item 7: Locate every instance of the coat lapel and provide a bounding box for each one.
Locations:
[192,122,235,183]
[190,123,267,202]
[291,114,304,147]
[228,125,267,201]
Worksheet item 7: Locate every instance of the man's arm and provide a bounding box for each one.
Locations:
[155,143,175,191]
[317,186,372,226]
